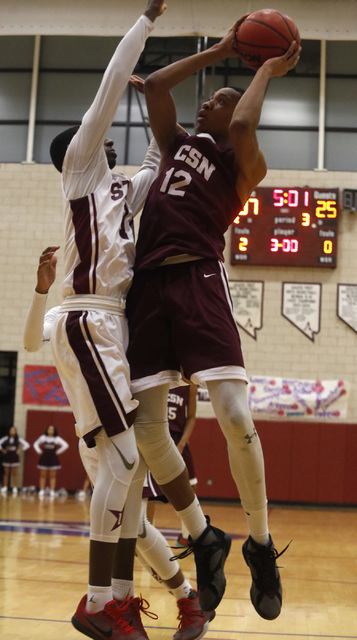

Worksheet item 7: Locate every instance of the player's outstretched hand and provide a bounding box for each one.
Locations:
[36,245,60,294]
[262,41,301,77]
[130,75,145,94]
[144,0,167,22]
[217,15,250,59]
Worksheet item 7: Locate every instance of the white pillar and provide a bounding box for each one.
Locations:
[315,39,327,172]
[24,34,41,164]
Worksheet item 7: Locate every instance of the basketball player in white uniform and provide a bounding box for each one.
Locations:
[44,3,167,639]
[24,246,215,640]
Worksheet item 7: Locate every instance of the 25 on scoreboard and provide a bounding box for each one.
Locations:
[230,187,339,268]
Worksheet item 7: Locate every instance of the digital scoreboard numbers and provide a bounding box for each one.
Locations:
[230,187,339,268]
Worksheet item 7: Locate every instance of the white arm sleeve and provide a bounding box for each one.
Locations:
[56,436,69,455]
[23,291,48,352]
[24,292,60,352]
[33,436,44,455]
[19,438,31,452]
[43,307,61,342]
[63,14,154,199]
[128,137,161,216]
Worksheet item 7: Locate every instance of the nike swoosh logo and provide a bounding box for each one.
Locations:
[81,611,113,638]
[111,442,136,470]
[204,273,216,278]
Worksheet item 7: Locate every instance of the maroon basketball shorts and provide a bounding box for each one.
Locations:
[127,258,247,391]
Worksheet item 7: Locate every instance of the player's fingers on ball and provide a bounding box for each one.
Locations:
[289,46,301,66]
[236,13,250,28]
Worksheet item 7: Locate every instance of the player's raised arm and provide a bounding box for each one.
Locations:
[144,21,240,158]
[144,0,167,22]
[62,0,166,199]
[23,246,60,352]
[230,42,301,206]
[36,246,60,294]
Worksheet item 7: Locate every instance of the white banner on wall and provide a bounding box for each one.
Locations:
[337,283,357,333]
[197,377,349,420]
[229,280,264,339]
[282,282,321,341]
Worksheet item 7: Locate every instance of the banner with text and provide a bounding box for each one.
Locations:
[197,376,349,420]
[229,280,264,339]
[282,282,321,341]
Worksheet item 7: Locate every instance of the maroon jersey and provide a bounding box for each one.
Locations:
[135,133,242,270]
[167,386,191,437]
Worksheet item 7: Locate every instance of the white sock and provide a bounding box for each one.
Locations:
[111,578,134,601]
[170,579,193,601]
[180,521,189,539]
[176,497,207,541]
[246,504,270,545]
[86,585,113,613]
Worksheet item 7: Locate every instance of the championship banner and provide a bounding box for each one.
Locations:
[248,376,349,419]
[197,376,349,420]
[23,365,69,406]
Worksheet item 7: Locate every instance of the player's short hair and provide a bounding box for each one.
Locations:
[49,125,80,173]
[228,86,246,99]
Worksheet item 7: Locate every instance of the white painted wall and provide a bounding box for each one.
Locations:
[2,0,357,39]
[1,162,356,443]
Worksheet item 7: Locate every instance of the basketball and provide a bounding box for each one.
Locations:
[235,9,300,70]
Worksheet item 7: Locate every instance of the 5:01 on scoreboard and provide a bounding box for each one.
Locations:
[230,187,339,268]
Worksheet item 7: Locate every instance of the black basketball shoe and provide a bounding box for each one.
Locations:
[173,516,232,612]
[242,535,290,620]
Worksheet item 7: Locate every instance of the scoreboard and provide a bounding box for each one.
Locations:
[230,187,339,268]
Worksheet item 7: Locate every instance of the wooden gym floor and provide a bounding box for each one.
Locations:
[0,494,356,640]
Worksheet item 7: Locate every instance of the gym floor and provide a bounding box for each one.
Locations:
[0,495,356,640]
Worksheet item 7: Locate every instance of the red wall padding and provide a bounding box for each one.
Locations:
[22,411,357,503]
[23,409,87,491]
[189,418,357,504]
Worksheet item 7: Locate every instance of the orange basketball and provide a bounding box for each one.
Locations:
[235,9,300,70]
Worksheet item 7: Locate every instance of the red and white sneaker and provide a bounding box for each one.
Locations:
[174,590,215,640]
[116,595,158,640]
[72,594,147,640]
[175,533,189,548]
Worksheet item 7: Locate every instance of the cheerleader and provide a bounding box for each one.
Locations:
[33,424,69,498]
[0,426,30,495]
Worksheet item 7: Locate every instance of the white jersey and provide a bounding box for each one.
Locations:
[60,14,159,301]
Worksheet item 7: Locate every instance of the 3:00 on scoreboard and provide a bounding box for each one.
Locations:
[230,187,339,268]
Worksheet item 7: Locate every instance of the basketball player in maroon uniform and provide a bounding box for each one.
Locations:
[126,21,301,621]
